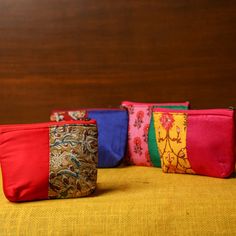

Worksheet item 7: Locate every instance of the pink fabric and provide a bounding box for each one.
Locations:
[126,105,153,166]
[187,111,235,178]
[122,101,189,166]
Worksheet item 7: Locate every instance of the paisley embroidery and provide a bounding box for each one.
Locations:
[154,112,195,174]
[134,111,144,129]
[48,124,98,199]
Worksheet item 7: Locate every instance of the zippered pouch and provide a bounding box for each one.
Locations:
[152,108,235,178]
[50,108,128,168]
[121,101,189,166]
[148,104,189,167]
[0,120,98,202]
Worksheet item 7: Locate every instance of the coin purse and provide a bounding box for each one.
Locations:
[0,120,98,202]
[152,108,235,178]
[51,108,128,168]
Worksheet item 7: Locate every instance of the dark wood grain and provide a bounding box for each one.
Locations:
[0,0,236,124]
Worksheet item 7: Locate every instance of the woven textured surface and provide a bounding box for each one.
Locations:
[1,167,236,235]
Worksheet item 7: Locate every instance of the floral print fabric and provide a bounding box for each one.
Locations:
[122,102,189,167]
[48,124,98,199]
[50,110,88,122]
[154,112,195,174]
[148,105,189,167]
[122,104,154,166]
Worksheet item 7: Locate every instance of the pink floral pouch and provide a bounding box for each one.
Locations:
[153,108,235,178]
[121,101,189,166]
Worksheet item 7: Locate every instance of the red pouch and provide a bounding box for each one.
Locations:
[152,108,235,178]
[0,120,98,202]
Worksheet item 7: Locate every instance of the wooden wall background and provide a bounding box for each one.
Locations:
[0,0,236,124]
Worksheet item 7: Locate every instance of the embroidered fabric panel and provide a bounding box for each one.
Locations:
[154,112,195,174]
[48,124,98,199]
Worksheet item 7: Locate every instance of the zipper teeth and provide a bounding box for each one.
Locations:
[52,108,124,113]
[121,101,189,106]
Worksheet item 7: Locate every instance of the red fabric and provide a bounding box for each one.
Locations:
[0,127,49,202]
[0,120,97,202]
[187,111,235,178]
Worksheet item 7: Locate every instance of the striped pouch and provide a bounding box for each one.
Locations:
[0,120,98,202]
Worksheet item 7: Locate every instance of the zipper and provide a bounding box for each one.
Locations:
[153,108,234,116]
[51,107,124,113]
[121,101,190,107]
[0,120,96,133]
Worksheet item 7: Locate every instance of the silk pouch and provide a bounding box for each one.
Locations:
[50,109,128,168]
[152,108,235,178]
[0,120,98,202]
[121,101,189,166]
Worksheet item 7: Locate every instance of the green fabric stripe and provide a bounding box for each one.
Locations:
[148,105,188,167]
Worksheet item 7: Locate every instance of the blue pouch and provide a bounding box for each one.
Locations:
[50,109,128,168]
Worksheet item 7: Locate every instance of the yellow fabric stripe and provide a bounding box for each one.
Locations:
[153,112,195,174]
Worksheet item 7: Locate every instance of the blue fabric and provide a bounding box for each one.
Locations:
[88,110,128,168]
